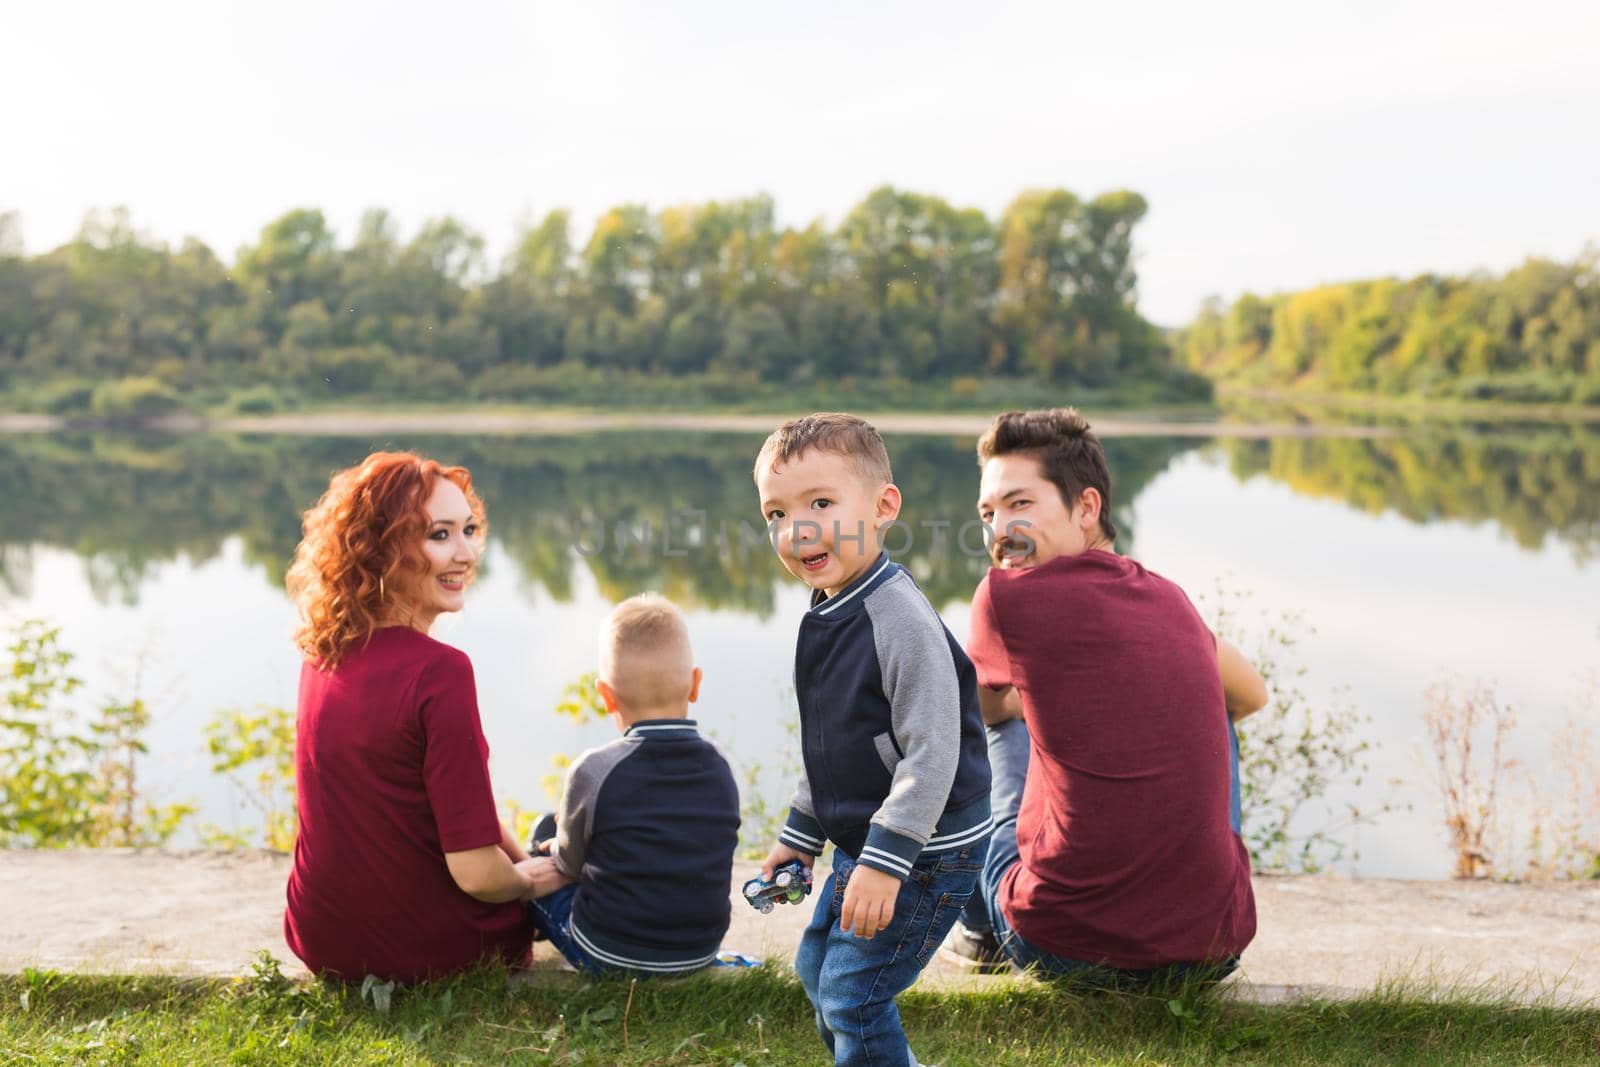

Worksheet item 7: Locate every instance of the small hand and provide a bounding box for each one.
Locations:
[839,864,900,939]
[761,842,814,883]
[516,856,573,900]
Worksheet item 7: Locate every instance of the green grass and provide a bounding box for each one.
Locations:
[3,955,1597,1065]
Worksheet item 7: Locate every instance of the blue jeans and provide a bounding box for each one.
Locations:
[795,845,984,1067]
[526,885,608,976]
[960,715,1241,986]
[528,886,726,979]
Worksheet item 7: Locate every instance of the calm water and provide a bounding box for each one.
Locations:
[3,425,1597,878]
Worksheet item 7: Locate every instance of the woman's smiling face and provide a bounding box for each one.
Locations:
[398,477,481,630]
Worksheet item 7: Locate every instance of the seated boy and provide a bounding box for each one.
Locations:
[524,593,741,977]
[753,413,992,1067]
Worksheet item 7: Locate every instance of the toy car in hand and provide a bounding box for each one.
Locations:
[742,860,813,913]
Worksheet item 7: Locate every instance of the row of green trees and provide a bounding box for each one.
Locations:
[0,188,1208,411]
[1176,251,1600,404]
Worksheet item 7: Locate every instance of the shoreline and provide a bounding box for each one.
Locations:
[0,408,1406,439]
[1218,386,1600,424]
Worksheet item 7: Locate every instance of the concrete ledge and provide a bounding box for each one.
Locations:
[5,850,1596,1005]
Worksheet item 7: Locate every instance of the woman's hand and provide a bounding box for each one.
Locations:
[516,856,576,900]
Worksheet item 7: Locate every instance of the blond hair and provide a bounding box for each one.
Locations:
[598,593,694,713]
[752,412,892,487]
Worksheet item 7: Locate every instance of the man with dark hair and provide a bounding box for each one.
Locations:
[948,407,1268,984]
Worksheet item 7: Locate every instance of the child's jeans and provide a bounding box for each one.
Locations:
[795,844,984,1067]
[527,885,724,979]
[525,885,607,975]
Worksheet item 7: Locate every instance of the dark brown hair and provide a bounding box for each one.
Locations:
[976,408,1117,542]
[753,412,893,486]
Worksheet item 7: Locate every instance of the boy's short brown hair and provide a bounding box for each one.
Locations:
[598,593,694,712]
[976,408,1118,542]
[752,413,893,486]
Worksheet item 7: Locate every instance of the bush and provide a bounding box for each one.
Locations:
[1572,377,1600,406]
[227,385,286,414]
[34,378,97,414]
[89,377,184,419]
[1449,371,1579,405]
[0,620,193,847]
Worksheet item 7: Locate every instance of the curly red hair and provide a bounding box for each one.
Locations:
[286,451,486,668]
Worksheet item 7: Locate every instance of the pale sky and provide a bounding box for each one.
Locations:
[6,0,1598,324]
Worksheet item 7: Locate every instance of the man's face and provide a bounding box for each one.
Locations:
[977,453,1100,569]
[756,448,900,597]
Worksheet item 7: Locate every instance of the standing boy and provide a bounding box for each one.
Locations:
[753,413,991,1067]
[523,593,741,977]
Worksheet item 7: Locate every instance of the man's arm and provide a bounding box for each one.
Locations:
[978,683,1023,726]
[1217,636,1268,721]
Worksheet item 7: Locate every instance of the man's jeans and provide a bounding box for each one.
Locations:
[960,715,1241,986]
[796,844,984,1067]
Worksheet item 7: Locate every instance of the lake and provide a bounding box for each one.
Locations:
[4,420,1597,878]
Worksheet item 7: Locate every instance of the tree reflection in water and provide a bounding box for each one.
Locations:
[5,426,1594,612]
[1219,427,1600,564]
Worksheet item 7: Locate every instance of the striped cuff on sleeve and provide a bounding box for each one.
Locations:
[856,823,923,881]
[778,809,827,856]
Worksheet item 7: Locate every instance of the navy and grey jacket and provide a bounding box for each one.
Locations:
[780,552,992,880]
[552,719,740,973]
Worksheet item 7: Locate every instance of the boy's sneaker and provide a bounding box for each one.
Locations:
[940,921,1010,974]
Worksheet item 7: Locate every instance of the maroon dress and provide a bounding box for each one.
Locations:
[285,627,530,982]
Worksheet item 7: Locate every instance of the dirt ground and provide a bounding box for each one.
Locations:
[4,850,1596,1004]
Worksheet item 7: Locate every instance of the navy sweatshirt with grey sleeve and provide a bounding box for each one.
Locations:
[778,552,991,879]
[551,719,740,973]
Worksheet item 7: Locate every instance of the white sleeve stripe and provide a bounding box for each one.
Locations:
[924,819,993,850]
[569,920,721,973]
[857,847,914,875]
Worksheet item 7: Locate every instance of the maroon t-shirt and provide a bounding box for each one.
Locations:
[284,627,531,982]
[967,550,1255,969]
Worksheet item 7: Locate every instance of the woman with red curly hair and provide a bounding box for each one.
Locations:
[282,451,556,982]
